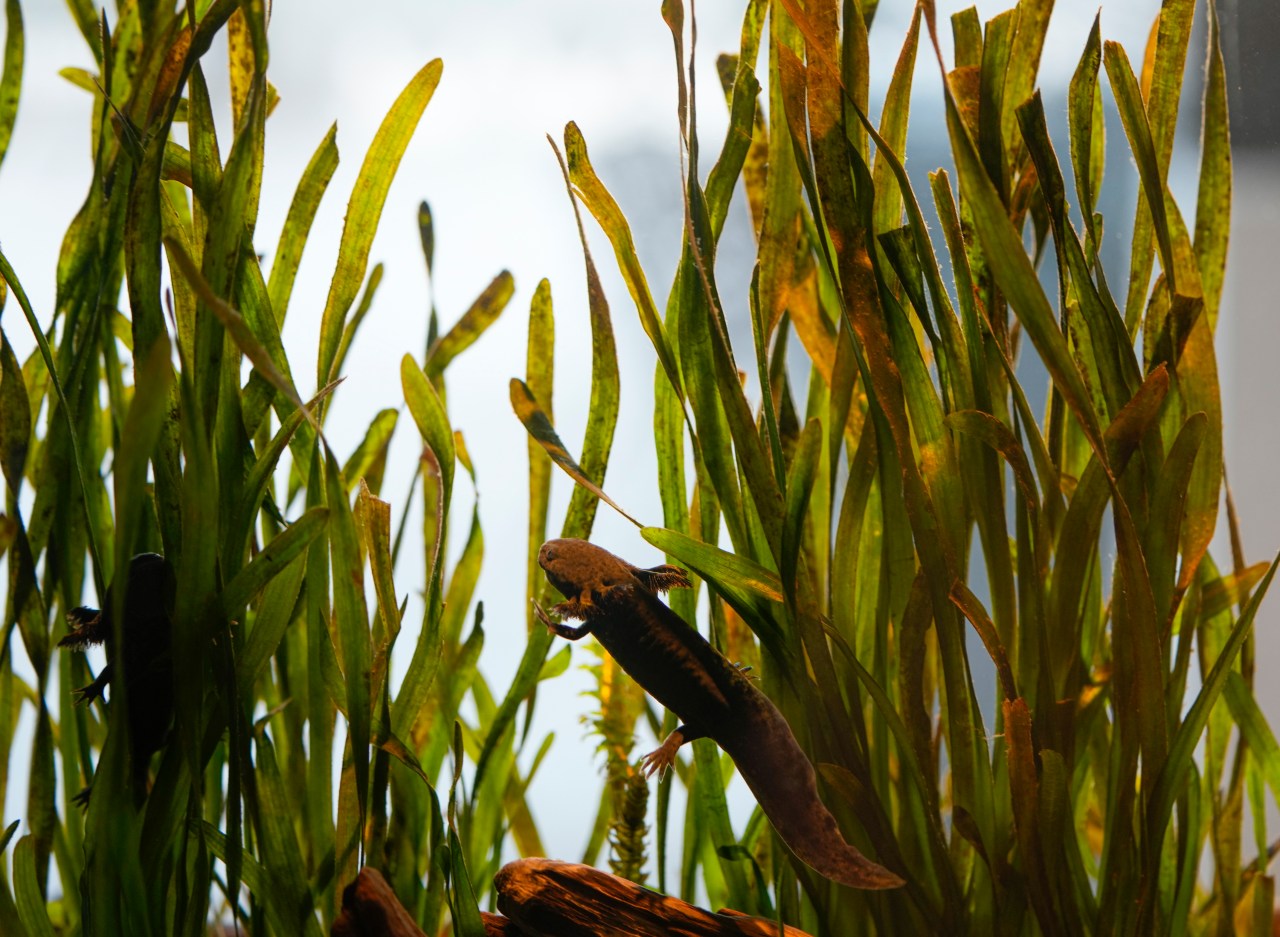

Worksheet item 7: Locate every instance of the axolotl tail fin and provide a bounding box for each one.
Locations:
[726,701,905,890]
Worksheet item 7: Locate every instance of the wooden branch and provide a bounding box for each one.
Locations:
[331,868,426,937]
[485,857,814,936]
[482,910,521,935]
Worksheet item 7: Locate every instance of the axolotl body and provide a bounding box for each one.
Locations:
[537,537,903,891]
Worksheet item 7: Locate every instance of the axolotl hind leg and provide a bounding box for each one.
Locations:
[640,723,709,777]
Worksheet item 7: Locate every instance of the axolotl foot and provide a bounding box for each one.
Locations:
[532,600,593,641]
[641,729,686,778]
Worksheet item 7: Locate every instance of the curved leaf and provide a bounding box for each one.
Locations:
[425,270,513,379]
[509,378,638,528]
[317,59,443,389]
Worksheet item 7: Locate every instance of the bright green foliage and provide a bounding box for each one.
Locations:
[0,2,519,933]
[0,0,1272,935]
[516,0,1274,934]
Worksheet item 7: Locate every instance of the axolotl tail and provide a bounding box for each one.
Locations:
[723,700,905,891]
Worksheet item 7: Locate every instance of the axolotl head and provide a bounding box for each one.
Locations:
[538,538,636,603]
[539,539,690,606]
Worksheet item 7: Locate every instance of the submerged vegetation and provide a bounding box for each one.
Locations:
[0,0,1273,934]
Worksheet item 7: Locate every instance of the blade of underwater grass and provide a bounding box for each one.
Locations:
[424,270,513,381]
[324,446,372,850]
[1148,555,1277,868]
[316,59,442,396]
[267,124,339,326]
[524,279,554,631]
[0,0,21,173]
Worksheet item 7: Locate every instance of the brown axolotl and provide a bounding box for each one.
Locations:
[536,538,904,890]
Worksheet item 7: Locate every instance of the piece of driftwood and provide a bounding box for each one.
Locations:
[331,868,426,937]
[481,910,520,934]
[486,857,813,937]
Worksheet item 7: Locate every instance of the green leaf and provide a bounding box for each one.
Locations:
[418,199,435,277]
[194,70,265,434]
[250,735,323,937]
[223,505,328,613]
[236,249,297,418]
[976,9,1013,197]
[1119,0,1196,329]
[342,408,398,497]
[692,737,751,909]
[1068,14,1104,249]
[946,410,1039,514]
[549,136,623,542]
[564,122,685,403]
[470,619,551,797]
[389,601,448,746]
[424,270,512,379]
[325,446,371,832]
[268,123,340,327]
[537,645,571,683]
[1224,672,1280,812]
[402,354,454,508]
[447,826,486,937]
[236,550,308,691]
[355,479,399,698]
[165,237,311,421]
[12,836,52,937]
[871,6,921,236]
[113,331,173,562]
[1200,562,1270,621]
[1194,1,1231,328]
[318,59,442,390]
[999,0,1052,169]
[0,324,30,490]
[704,58,760,241]
[1148,555,1278,862]
[1046,366,1169,688]
[0,823,21,937]
[0,0,22,172]
[23,704,54,908]
[524,279,554,626]
[402,353,456,603]
[0,248,104,590]
[951,7,982,68]
[1174,312,1222,594]
[328,263,383,388]
[0,819,17,854]
[951,581,1016,701]
[439,507,482,649]
[235,379,339,555]
[1145,414,1206,623]
[199,820,321,937]
[688,180,781,553]
[640,525,786,661]
[509,378,638,527]
[780,418,821,594]
[936,45,1102,451]
[1020,92,1141,417]
[1104,40,1179,303]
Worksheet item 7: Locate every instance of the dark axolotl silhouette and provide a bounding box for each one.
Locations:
[60,552,175,805]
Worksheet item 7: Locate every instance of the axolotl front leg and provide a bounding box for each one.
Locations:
[533,595,704,776]
[533,600,594,640]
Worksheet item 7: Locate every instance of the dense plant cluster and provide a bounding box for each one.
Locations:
[0,0,1272,934]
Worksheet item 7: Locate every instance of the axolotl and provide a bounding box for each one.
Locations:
[536,538,903,891]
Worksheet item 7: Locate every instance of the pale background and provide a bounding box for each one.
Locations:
[1,0,1275,886]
